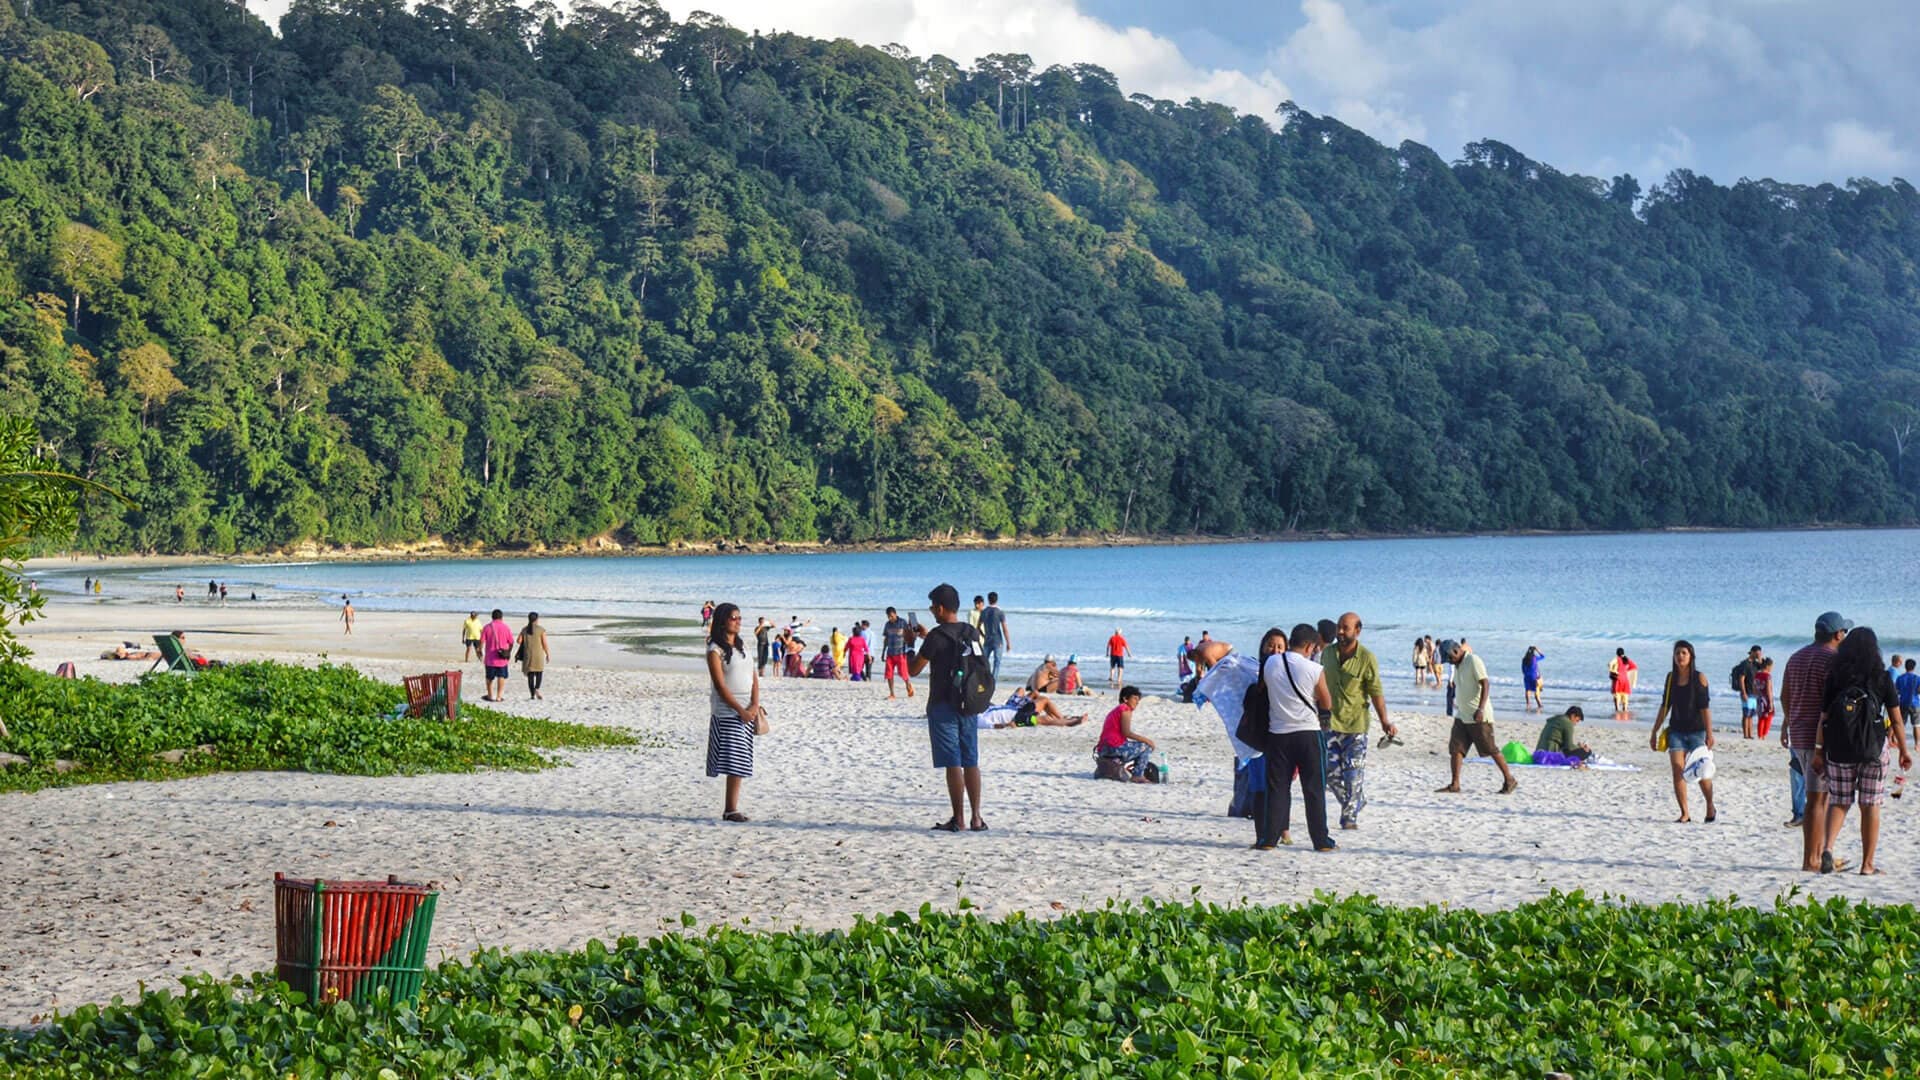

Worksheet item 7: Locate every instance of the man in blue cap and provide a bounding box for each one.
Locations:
[1780,611,1851,872]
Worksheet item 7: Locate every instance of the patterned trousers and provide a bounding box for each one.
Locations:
[1326,733,1369,827]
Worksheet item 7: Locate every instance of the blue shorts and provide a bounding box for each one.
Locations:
[1740,697,1757,718]
[485,664,509,681]
[1109,654,1125,669]
[1667,730,1707,754]
[927,703,979,769]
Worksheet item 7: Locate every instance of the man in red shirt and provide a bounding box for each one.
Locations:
[1779,611,1850,873]
[1106,628,1131,688]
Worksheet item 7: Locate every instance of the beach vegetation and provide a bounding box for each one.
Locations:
[0,414,127,666]
[1,893,1910,1076]
[0,5,1918,552]
[0,660,640,791]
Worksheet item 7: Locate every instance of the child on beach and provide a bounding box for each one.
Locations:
[1097,687,1155,780]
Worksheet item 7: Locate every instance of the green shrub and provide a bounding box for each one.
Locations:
[0,661,637,790]
[3,894,1913,1077]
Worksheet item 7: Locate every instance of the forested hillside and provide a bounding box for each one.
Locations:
[3,0,1918,552]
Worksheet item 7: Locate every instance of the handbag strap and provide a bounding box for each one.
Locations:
[1278,653,1314,713]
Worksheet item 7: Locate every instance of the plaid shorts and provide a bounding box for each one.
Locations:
[1823,749,1889,808]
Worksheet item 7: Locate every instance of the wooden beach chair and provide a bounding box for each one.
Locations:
[147,633,198,675]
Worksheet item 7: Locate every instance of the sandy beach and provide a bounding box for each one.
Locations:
[4,595,1916,1027]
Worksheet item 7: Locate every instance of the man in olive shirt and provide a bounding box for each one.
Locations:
[1324,612,1399,829]
[1437,639,1519,795]
[1535,706,1590,758]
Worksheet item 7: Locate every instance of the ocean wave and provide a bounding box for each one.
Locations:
[1019,606,1167,620]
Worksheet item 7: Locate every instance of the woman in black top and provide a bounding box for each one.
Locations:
[1649,639,1715,823]
[1815,627,1913,875]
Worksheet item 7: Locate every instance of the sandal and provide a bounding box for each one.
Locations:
[1498,779,1519,795]
[1704,811,1716,823]
[1819,850,1853,874]
[1861,866,1884,876]
[723,811,750,823]
[930,818,962,832]
[969,821,989,832]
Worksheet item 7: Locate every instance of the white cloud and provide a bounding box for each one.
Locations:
[239,0,1919,183]
[663,0,1292,117]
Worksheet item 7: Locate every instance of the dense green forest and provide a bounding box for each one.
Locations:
[2,0,1918,552]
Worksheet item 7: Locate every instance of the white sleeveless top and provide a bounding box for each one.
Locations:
[709,642,754,718]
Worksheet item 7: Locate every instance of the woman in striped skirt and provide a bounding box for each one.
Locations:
[705,602,764,822]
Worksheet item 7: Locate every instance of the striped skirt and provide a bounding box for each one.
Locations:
[705,714,755,778]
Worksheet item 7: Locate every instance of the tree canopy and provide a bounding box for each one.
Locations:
[1,0,1916,553]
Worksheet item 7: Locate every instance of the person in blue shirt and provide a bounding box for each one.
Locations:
[1522,646,1546,712]
[1897,658,1920,719]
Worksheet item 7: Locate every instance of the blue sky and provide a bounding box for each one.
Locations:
[247,1,1919,187]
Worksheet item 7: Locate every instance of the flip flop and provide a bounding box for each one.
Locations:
[722,811,750,823]
[930,819,961,833]
[1498,779,1519,795]
[1861,867,1884,876]
[1704,811,1716,823]
[970,821,989,832]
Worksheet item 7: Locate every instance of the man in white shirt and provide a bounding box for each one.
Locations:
[1436,639,1518,795]
[1253,622,1337,852]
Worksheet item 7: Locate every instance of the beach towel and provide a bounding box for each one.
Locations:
[1470,756,1640,773]
[1194,652,1264,761]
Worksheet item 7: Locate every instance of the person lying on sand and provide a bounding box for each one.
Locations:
[101,641,163,661]
[977,688,1087,729]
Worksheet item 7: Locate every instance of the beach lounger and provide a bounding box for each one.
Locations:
[147,633,198,675]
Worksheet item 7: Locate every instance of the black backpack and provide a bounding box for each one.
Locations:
[1729,663,1746,692]
[942,623,996,715]
[1824,683,1887,764]
[1235,676,1270,753]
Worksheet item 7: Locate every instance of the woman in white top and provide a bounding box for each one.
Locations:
[705,603,765,822]
[1254,622,1336,852]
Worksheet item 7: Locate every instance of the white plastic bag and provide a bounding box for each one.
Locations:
[1682,745,1715,782]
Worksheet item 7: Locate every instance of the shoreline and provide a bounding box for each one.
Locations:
[24,520,1920,570]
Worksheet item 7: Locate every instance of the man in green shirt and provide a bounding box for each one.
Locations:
[1437,639,1519,795]
[1535,706,1590,759]
[1324,612,1399,829]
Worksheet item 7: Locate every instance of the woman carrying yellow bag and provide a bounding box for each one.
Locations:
[1649,641,1715,823]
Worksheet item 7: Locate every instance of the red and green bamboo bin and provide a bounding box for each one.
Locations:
[274,873,439,1005]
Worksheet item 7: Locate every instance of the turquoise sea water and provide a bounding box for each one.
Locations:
[59,528,1920,714]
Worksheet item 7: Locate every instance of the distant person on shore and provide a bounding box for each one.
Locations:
[1059,655,1090,695]
[828,626,847,674]
[174,584,184,604]
[754,617,772,675]
[1443,639,1459,717]
[1817,626,1912,875]
[462,611,483,662]
[1256,623,1336,852]
[861,621,877,680]
[700,600,714,628]
[1436,639,1518,796]
[883,606,915,700]
[846,625,870,682]
[782,630,806,678]
[219,582,228,605]
[1106,627,1131,688]
[1535,706,1590,759]
[479,609,514,702]
[208,579,217,600]
[980,592,1010,678]
[1026,656,1060,694]
[979,687,1086,728]
[1897,659,1920,733]
[1096,687,1156,780]
[1522,646,1546,712]
[1324,612,1396,830]
[905,583,988,832]
[518,612,550,699]
[1756,657,1777,739]
[1314,619,1338,662]
[810,644,838,679]
[1782,612,1849,868]
[1188,638,1233,676]
[1179,636,1194,682]
[93,578,102,595]
[1412,638,1428,685]
[1891,653,1905,682]
[969,595,985,631]
[1610,649,1639,718]
[340,598,355,636]
[1734,644,1762,739]
[704,602,764,823]
[1424,636,1442,687]
[1649,640,1716,823]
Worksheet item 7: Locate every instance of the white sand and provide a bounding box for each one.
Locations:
[3,598,1915,1025]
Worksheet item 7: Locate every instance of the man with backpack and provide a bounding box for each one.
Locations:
[1732,645,1762,739]
[1780,611,1848,872]
[1812,626,1913,875]
[905,583,992,833]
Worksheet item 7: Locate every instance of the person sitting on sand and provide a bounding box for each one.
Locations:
[1026,657,1060,694]
[978,688,1087,729]
[1058,655,1093,695]
[1096,686,1156,780]
[809,644,838,679]
[1535,706,1590,759]
[782,632,807,678]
